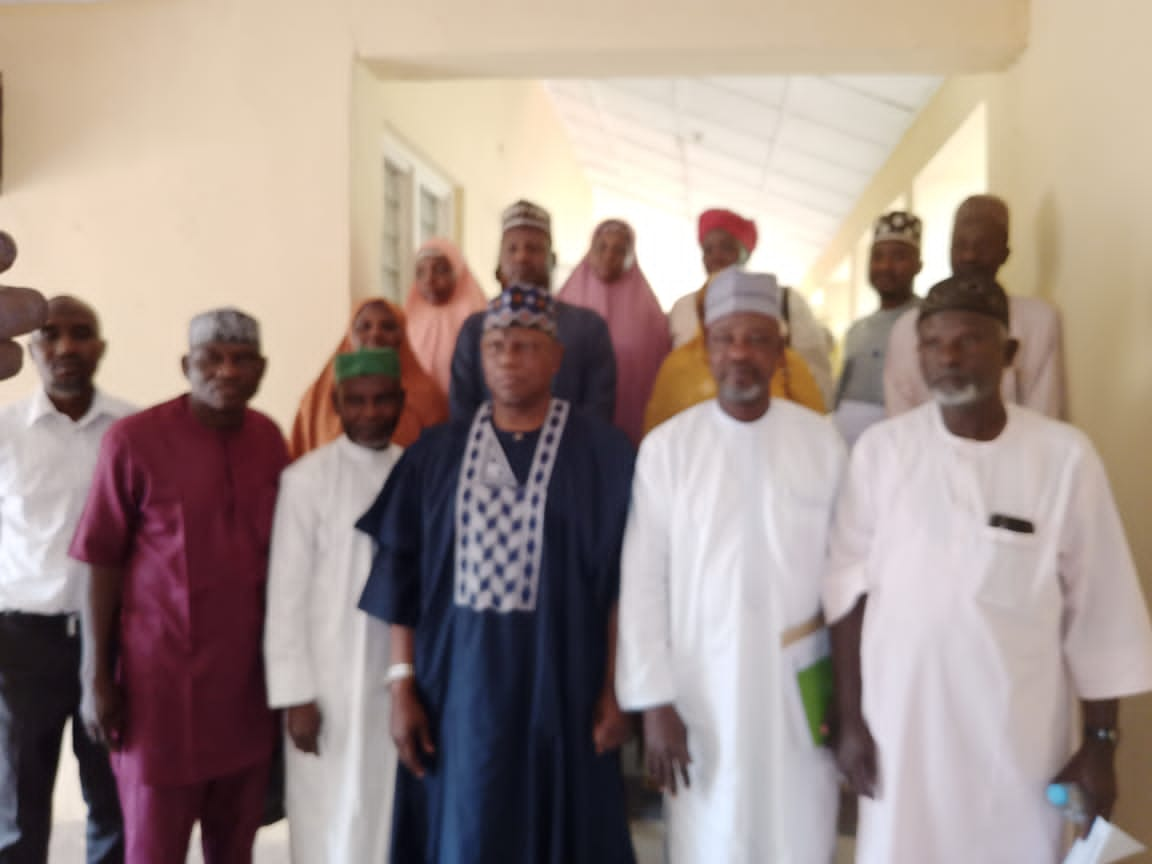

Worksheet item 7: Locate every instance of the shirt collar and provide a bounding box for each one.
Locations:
[26,387,114,430]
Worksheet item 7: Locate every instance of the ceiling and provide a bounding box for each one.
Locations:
[545,76,941,282]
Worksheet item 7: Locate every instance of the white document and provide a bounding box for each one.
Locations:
[1062,818,1146,864]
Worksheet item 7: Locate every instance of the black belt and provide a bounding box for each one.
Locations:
[0,610,80,635]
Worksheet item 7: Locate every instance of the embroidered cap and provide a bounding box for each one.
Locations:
[501,200,552,237]
[188,307,260,350]
[918,275,1010,328]
[483,284,557,336]
[873,211,922,250]
[704,268,780,326]
[333,347,401,382]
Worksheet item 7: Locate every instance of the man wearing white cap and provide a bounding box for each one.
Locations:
[71,308,289,863]
[449,199,617,422]
[616,269,843,862]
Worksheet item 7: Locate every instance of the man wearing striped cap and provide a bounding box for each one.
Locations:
[617,268,844,862]
[834,210,923,446]
[448,199,617,423]
[265,347,406,863]
[360,284,636,863]
[72,307,288,862]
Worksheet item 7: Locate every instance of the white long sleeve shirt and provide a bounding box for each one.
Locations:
[0,388,135,614]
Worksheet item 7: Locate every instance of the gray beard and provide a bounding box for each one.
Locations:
[719,381,765,404]
[931,383,983,407]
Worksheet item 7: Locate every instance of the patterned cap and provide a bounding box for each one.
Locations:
[873,211,922,250]
[483,284,557,336]
[501,200,552,237]
[704,268,780,326]
[334,347,401,382]
[188,307,260,349]
[918,275,1010,328]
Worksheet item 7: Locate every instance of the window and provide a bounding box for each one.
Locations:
[380,132,456,300]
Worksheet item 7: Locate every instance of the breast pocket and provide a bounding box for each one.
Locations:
[977,526,1042,610]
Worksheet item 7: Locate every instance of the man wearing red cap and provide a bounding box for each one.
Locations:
[668,209,833,404]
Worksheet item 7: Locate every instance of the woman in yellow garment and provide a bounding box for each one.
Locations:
[643,276,825,435]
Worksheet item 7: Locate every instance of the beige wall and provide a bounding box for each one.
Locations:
[349,68,595,305]
[807,2,1152,843]
[358,0,1027,77]
[0,0,355,430]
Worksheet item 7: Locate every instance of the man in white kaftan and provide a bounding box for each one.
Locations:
[617,269,843,864]
[827,275,1152,864]
[883,194,1067,420]
[264,347,406,863]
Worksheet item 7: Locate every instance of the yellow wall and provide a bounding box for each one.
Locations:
[808,2,1152,842]
[350,68,595,304]
[0,8,593,429]
[0,0,356,429]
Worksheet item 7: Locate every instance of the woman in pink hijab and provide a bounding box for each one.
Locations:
[559,219,670,444]
[403,238,489,396]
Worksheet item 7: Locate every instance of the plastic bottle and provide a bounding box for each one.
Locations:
[1046,782,1088,825]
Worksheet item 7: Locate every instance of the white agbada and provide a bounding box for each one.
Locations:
[617,399,844,864]
[825,404,1152,864]
[264,436,402,864]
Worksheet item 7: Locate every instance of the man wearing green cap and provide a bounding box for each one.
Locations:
[826,275,1152,863]
[264,347,405,863]
[359,285,636,863]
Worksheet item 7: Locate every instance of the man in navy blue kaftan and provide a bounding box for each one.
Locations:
[358,283,637,864]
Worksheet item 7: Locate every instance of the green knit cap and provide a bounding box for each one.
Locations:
[333,347,401,382]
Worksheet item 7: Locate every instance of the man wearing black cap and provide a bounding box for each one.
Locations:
[826,275,1152,863]
[448,200,616,423]
[883,195,1066,419]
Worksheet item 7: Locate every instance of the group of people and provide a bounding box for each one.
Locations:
[0,186,1148,864]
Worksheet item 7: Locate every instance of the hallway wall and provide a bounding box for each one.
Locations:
[0,0,355,428]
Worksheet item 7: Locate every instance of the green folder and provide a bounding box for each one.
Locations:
[796,655,834,747]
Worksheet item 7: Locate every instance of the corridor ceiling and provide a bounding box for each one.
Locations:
[545,76,941,279]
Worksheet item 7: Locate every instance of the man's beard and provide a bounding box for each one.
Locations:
[719,381,765,404]
[931,382,984,407]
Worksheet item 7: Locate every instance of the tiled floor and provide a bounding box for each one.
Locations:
[47,723,853,863]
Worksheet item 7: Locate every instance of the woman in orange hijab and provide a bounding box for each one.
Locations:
[288,298,449,459]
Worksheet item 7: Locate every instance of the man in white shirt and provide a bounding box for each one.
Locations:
[0,296,132,863]
[883,195,1067,418]
[617,268,843,863]
[666,208,834,404]
[264,347,406,863]
[828,275,1152,863]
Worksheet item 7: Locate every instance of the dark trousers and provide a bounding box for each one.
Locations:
[0,612,124,864]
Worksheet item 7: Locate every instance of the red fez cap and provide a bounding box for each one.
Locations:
[698,209,758,254]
